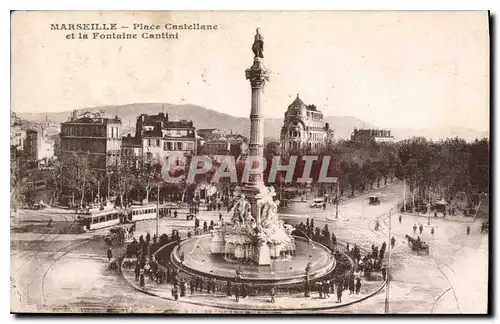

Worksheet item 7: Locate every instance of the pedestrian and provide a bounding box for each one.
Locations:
[419,224,423,235]
[398,214,402,224]
[226,280,232,297]
[190,278,195,295]
[172,284,179,300]
[241,283,247,298]
[234,284,240,302]
[349,277,355,295]
[324,280,330,298]
[336,283,343,303]
[467,226,471,235]
[107,247,113,261]
[381,266,387,281]
[270,286,276,303]
[355,277,361,294]
[317,282,323,299]
[431,227,435,235]
[391,236,395,249]
[413,224,417,234]
[219,212,222,222]
[211,279,216,294]
[180,280,186,297]
[134,262,140,281]
[139,270,145,288]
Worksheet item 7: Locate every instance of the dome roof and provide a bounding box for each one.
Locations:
[287,94,306,110]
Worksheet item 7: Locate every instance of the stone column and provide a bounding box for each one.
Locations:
[244,56,271,266]
[243,57,270,222]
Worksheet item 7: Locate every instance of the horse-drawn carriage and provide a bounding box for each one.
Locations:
[368,195,380,205]
[105,227,126,246]
[481,220,489,233]
[405,234,430,254]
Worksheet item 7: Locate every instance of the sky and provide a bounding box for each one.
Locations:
[11,11,489,131]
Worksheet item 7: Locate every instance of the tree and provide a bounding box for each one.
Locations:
[62,151,97,207]
[47,160,62,204]
[137,162,163,202]
[113,163,137,207]
[466,138,489,205]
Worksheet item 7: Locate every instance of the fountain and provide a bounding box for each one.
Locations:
[167,28,336,287]
[210,186,296,265]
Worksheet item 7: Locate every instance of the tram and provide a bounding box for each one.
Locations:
[26,180,47,191]
[80,209,123,231]
[127,204,172,222]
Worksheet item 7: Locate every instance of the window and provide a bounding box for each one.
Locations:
[176,142,182,150]
[156,139,160,147]
[187,142,194,151]
[148,139,151,147]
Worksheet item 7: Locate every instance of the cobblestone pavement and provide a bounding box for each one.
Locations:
[10,182,488,314]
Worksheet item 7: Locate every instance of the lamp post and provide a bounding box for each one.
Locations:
[427,201,431,226]
[384,209,392,313]
[403,178,406,212]
[156,182,160,238]
[335,180,339,219]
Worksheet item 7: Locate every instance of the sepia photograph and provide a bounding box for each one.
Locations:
[9,10,490,315]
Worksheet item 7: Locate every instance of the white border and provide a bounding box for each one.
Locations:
[2,1,497,324]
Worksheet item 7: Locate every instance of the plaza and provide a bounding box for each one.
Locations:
[10,181,488,313]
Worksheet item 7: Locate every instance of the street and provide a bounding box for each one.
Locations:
[10,182,488,314]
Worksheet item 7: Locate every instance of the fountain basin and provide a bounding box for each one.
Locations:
[169,235,336,286]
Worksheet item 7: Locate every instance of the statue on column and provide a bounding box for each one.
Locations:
[252,28,264,59]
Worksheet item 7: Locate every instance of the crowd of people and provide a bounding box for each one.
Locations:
[313,275,363,303]
[114,202,395,306]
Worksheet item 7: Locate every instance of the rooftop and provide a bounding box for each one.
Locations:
[64,112,121,125]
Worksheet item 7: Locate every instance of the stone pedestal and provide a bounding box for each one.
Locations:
[255,242,271,265]
[210,231,225,254]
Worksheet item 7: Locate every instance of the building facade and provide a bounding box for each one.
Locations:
[197,129,248,159]
[60,111,122,171]
[24,129,55,164]
[350,128,395,143]
[11,125,26,152]
[121,112,197,167]
[280,94,334,152]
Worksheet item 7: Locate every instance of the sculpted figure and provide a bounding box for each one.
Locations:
[252,28,264,59]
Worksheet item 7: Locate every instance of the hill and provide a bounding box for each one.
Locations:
[15,103,488,142]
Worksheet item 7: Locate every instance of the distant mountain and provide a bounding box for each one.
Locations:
[15,103,488,142]
[391,126,489,143]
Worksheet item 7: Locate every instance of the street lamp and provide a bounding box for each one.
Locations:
[156,182,160,238]
[335,180,339,219]
[427,202,431,225]
[384,209,393,313]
